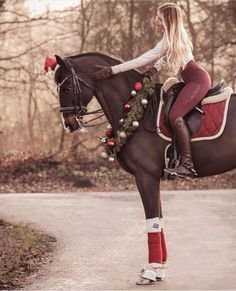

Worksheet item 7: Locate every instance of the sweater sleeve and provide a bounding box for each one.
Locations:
[111,36,168,74]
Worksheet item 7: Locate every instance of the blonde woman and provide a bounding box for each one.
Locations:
[92,2,211,180]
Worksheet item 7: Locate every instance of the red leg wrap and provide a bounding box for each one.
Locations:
[148,232,162,263]
[161,229,168,263]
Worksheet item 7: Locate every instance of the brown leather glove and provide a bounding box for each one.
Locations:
[92,65,112,80]
[144,67,157,78]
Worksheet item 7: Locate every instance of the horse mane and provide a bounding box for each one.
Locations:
[54,51,143,82]
[68,51,145,75]
[69,51,123,66]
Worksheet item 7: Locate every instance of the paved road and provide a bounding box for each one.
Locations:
[0,190,236,290]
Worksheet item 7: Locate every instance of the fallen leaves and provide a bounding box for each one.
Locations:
[0,220,56,290]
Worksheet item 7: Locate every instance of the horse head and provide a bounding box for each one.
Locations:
[53,55,95,132]
[50,52,148,133]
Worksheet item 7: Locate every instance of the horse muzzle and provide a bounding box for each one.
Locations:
[64,116,80,132]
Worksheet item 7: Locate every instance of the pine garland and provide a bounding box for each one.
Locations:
[100,77,155,160]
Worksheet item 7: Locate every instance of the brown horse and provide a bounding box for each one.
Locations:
[53,52,236,281]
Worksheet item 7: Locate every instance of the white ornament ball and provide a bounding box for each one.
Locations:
[101,152,108,159]
[131,90,137,97]
[119,131,127,138]
[119,118,124,124]
[101,137,107,143]
[141,98,148,106]
[107,124,112,129]
[132,121,139,128]
[109,156,115,162]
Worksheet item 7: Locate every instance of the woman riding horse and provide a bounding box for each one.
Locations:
[92,2,211,180]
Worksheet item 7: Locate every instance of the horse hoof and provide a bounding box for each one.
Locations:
[136,278,155,285]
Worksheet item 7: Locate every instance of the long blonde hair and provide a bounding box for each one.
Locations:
[158,3,193,74]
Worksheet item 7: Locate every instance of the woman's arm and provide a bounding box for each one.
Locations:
[111,36,168,74]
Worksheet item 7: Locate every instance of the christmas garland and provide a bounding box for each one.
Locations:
[100,77,155,161]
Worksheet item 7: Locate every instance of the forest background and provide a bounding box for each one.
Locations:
[0,0,235,192]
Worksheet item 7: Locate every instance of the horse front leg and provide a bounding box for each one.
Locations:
[135,171,167,285]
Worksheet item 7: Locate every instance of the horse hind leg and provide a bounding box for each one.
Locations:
[135,172,167,284]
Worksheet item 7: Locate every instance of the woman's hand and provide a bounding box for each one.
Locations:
[91,65,112,80]
[144,67,157,78]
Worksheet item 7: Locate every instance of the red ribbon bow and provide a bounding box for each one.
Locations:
[44,57,57,72]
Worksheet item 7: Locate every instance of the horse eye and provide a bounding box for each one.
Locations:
[66,87,72,92]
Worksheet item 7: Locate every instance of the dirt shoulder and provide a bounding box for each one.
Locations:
[0,219,56,290]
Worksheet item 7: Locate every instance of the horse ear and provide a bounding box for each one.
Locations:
[55,55,69,71]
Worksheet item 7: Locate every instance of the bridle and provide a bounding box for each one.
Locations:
[57,59,106,128]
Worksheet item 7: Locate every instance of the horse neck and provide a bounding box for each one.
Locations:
[94,72,143,132]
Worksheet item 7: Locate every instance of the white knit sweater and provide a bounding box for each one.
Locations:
[111,34,194,74]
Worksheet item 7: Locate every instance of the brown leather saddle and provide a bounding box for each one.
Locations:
[163,79,225,134]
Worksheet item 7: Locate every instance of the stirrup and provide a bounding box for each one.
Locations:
[164,165,198,181]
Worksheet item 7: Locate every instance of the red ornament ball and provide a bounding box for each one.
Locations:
[105,129,114,138]
[134,82,142,91]
[107,139,116,148]
[124,102,131,111]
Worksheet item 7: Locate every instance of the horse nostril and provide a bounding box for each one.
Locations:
[68,125,74,133]
[64,116,79,132]
[72,122,79,130]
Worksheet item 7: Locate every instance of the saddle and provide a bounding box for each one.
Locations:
[161,79,227,172]
[163,79,225,134]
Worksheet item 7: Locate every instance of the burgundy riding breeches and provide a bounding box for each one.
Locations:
[169,60,211,125]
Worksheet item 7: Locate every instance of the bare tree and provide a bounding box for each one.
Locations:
[0,0,235,157]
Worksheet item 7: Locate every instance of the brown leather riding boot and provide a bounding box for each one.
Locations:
[164,117,197,179]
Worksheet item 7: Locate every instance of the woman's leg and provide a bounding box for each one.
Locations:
[169,81,210,124]
[165,78,211,178]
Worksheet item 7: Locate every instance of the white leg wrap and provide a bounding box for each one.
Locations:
[140,263,166,281]
[150,262,163,268]
[150,263,166,280]
[140,269,157,282]
[146,217,163,233]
